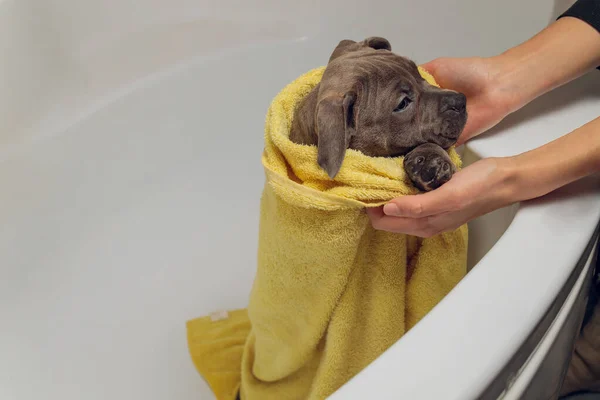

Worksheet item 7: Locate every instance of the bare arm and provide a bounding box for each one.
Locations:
[494,16,600,114]
[422,15,600,145]
[510,116,600,202]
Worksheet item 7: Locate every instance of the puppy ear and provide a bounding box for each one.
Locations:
[328,37,392,63]
[316,93,356,179]
[361,37,392,51]
[328,39,358,63]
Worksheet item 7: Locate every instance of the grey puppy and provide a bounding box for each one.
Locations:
[289,37,467,191]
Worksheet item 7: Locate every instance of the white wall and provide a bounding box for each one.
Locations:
[1,0,559,151]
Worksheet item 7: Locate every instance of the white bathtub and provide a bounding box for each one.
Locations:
[1,0,599,399]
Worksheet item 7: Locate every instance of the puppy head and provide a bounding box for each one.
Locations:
[315,37,467,178]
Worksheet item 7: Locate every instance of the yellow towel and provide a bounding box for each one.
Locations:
[186,66,468,400]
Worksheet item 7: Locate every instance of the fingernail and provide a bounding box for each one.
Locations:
[383,203,400,216]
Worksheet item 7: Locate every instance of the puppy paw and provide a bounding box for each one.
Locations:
[404,144,455,192]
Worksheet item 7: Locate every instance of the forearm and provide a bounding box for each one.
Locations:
[490,16,600,113]
[505,116,600,202]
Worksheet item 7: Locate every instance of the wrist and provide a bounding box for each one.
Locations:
[490,156,523,205]
[484,51,540,115]
[505,117,600,204]
[498,152,557,204]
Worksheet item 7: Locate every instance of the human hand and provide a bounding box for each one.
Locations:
[367,157,517,237]
[423,17,600,146]
[369,17,600,237]
[422,57,515,146]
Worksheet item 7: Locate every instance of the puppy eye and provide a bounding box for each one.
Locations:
[394,96,412,112]
[416,156,425,164]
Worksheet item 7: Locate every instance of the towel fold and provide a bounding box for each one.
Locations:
[186,66,468,400]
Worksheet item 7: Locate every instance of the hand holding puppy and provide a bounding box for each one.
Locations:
[370,17,600,237]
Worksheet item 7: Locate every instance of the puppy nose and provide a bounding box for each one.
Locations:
[441,92,466,113]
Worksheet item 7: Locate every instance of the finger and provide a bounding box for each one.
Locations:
[420,58,442,75]
[456,131,472,147]
[455,115,482,146]
[383,186,455,218]
[425,213,466,236]
[365,206,385,220]
[430,195,502,233]
[366,207,433,237]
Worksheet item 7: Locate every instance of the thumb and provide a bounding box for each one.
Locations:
[420,58,456,90]
[383,185,455,218]
[420,58,443,75]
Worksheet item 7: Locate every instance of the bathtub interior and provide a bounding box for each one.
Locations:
[0,1,566,399]
[0,47,517,400]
